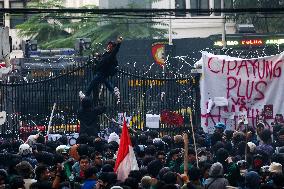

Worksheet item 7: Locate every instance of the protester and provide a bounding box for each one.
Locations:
[0,119,283,189]
[244,171,261,189]
[81,166,97,189]
[204,162,229,189]
[79,37,123,104]
[15,161,36,189]
[77,97,106,137]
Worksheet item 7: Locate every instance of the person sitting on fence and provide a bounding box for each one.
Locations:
[79,36,123,104]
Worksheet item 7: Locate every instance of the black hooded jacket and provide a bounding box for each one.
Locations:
[95,43,121,76]
[78,106,106,137]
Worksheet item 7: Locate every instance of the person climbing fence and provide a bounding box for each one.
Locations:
[79,36,123,105]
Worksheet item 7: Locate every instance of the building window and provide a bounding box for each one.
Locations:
[214,0,233,16]
[190,0,209,16]
[175,0,186,16]
[10,2,26,29]
[0,2,3,27]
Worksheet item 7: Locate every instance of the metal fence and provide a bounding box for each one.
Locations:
[0,59,200,139]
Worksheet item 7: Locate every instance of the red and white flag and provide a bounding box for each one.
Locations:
[114,119,139,181]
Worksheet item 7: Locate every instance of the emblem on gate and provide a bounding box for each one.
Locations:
[151,42,166,67]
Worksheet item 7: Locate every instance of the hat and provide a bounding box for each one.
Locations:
[56,145,70,154]
[108,132,120,144]
[256,121,265,128]
[141,176,152,188]
[158,167,171,179]
[245,171,260,189]
[214,122,226,130]
[209,162,224,178]
[18,144,32,156]
[153,138,163,144]
[247,142,256,153]
[197,147,207,156]
[110,186,123,189]
[269,162,282,174]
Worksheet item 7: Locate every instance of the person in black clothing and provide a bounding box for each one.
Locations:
[79,36,123,104]
[78,96,106,137]
[32,164,61,189]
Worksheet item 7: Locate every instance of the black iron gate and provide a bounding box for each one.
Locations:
[0,61,200,139]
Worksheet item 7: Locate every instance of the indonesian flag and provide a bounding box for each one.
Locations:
[114,119,139,181]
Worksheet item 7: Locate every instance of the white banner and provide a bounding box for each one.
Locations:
[200,52,284,133]
[48,133,79,146]
[146,114,160,129]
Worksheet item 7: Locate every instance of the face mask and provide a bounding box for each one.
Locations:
[199,155,207,162]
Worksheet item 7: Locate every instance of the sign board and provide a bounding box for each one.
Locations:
[200,52,284,133]
[214,38,284,47]
[48,133,79,146]
[146,114,160,129]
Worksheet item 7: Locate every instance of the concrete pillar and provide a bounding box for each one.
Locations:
[4,0,10,28]
[209,0,214,16]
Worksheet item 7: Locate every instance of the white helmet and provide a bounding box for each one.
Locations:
[19,144,32,156]
[108,132,120,144]
[56,145,70,154]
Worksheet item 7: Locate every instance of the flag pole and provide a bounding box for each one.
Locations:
[46,103,56,141]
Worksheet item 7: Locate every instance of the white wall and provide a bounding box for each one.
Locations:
[64,0,99,7]
[152,0,236,39]
[99,0,129,9]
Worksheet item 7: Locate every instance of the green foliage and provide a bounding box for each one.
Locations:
[70,15,167,51]
[17,0,167,50]
[16,0,72,49]
[233,0,284,33]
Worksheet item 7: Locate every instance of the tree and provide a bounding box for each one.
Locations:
[69,15,167,51]
[17,0,167,49]
[16,0,74,49]
[47,0,168,49]
[233,0,284,33]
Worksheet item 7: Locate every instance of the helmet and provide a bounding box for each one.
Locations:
[56,145,70,154]
[214,122,226,130]
[19,144,32,156]
[108,132,120,144]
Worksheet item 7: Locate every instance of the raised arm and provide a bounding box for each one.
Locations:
[109,36,123,58]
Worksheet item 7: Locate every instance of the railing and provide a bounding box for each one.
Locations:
[0,59,200,139]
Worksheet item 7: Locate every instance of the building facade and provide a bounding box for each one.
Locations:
[6,0,237,58]
[98,0,236,39]
[99,0,151,9]
[152,0,236,38]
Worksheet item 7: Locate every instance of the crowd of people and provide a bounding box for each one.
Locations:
[0,120,283,189]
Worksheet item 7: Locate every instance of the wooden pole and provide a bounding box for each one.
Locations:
[189,108,199,168]
[183,133,189,175]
